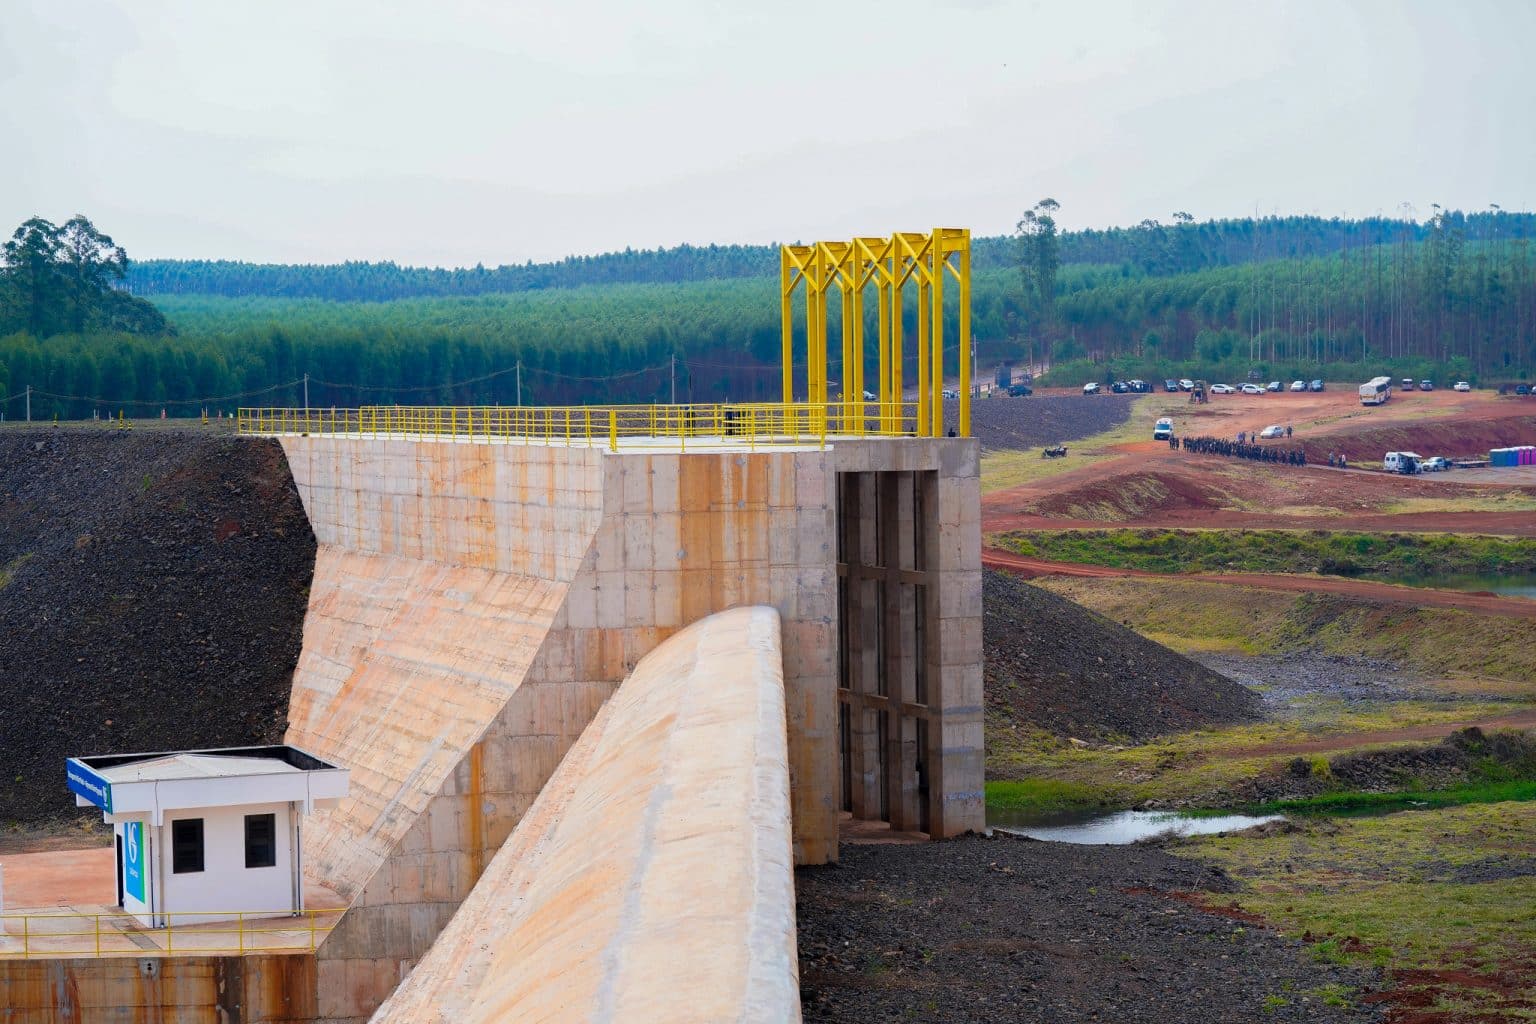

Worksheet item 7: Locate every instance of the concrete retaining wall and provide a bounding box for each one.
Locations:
[0,954,317,1023]
[371,606,799,1024]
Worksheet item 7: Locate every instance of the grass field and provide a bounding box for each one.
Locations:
[986,697,1532,805]
[1178,802,1536,1019]
[1030,575,1536,683]
[978,395,1170,493]
[995,528,1536,579]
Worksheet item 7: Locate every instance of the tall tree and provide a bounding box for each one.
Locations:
[1015,198,1061,363]
[0,215,164,338]
[58,216,129,334]
[2,218,63,336]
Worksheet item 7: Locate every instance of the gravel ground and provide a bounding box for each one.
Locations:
[970,393,1138,453]
[0,428,314,826]
[985,569,1262,742]
[797,835,1383,1023]
[1193,652,1418,709]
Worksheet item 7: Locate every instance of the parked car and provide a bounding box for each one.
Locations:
[1133,379,1153,393]
[1420,380,1434,391]
[1008,383,1033,396]
[1518,384,1531,396]
[1309,379,1325,392]
[1240,383,1266,395]
[1266,381,1282,392]
[1082,382,1101,394]
[1179,378,1195,391]
[1289,380,1306,392]
[862,389,876,400]
[1111,381,1130,393]
[1384,451,1423,474]
[1401,378,1416,391]
[1259,424,1285,439]
[1422,456,1450,471]
[1454,381,1471,392]
[1164,379,1181,392]
[941,388,958,399]
[1210,383,1236,394]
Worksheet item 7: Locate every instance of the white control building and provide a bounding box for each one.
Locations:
[65,745,348,927]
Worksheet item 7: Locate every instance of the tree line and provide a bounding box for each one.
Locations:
[124,211,1536,302]
[3,209,1535,420]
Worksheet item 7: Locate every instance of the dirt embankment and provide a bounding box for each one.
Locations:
[0,429,315,827]
[970,393,1137,453]
[983,568,1261,742]
[797,835,1382,1023]
[1300,414,1536,464]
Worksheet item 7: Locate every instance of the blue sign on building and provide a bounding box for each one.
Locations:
[65,760,113,813]
[124,820,145,903]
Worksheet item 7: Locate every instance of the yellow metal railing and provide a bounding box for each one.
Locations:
[0,907,343,958]
[236,402,927,449]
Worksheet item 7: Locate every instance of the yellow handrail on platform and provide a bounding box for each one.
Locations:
[235,402,929,446]
[0,907,345,959]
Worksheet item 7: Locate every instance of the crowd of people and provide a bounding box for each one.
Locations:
[1170,434,1308,465]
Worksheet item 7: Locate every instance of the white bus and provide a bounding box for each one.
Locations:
[1359,376,1392,406]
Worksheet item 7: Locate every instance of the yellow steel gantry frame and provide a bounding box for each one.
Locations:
[780,228,971,437]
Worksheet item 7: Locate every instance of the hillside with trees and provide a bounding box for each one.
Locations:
[123,211,1536,302]
[2,208,1533,420]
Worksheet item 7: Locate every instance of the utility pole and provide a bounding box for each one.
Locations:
[25,385,30,422]
[303,373,309,413]
[671,355,676,404]
[516,360,522,407]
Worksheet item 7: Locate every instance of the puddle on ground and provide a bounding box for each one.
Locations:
[990,808,1283,845]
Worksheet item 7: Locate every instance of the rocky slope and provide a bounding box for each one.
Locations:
[0,427,314,827]
[983,567,1262,742]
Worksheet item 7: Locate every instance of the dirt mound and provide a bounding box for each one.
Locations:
[0,428,315,827]
[1234,727,1536,805]
[797,835,1381,1023]
[1024,469,1230,522]
[1303,414,1536,463]
[983,568,1262,741]
[970,394,1136,453]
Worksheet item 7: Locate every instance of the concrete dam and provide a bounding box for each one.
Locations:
[1,229,985,1021]
[1,421,984,1022]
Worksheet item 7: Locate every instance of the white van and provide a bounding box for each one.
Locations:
[1153,417,1174,440]
[1383,451,1423,474]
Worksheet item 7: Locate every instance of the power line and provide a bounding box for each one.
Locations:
[311,359,671,393]
[18,378,304,408]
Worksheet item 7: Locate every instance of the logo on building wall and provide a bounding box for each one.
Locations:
[124,821,145,903]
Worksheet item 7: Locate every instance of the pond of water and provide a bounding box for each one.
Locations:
[1392,574,1536,600]
[989,808,1283,845]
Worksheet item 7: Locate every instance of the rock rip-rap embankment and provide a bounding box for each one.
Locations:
[0,428,315,827]
[983,567,1262,741]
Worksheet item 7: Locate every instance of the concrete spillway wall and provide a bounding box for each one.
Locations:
[278,436,857,1021]
[372,606,799,1024]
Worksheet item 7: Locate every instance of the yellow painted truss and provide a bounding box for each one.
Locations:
[781,228,971,437]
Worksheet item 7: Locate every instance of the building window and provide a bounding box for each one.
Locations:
[172,818,204,874]
[245,813,277,869]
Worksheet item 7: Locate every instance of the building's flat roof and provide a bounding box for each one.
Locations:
[98,753,304,783]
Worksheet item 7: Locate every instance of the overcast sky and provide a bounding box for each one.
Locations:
[4,0,1532,267]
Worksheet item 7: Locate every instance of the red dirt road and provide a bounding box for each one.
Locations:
[981,547,1536,621]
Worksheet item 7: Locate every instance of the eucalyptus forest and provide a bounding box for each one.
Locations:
[2,207,1534,418]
